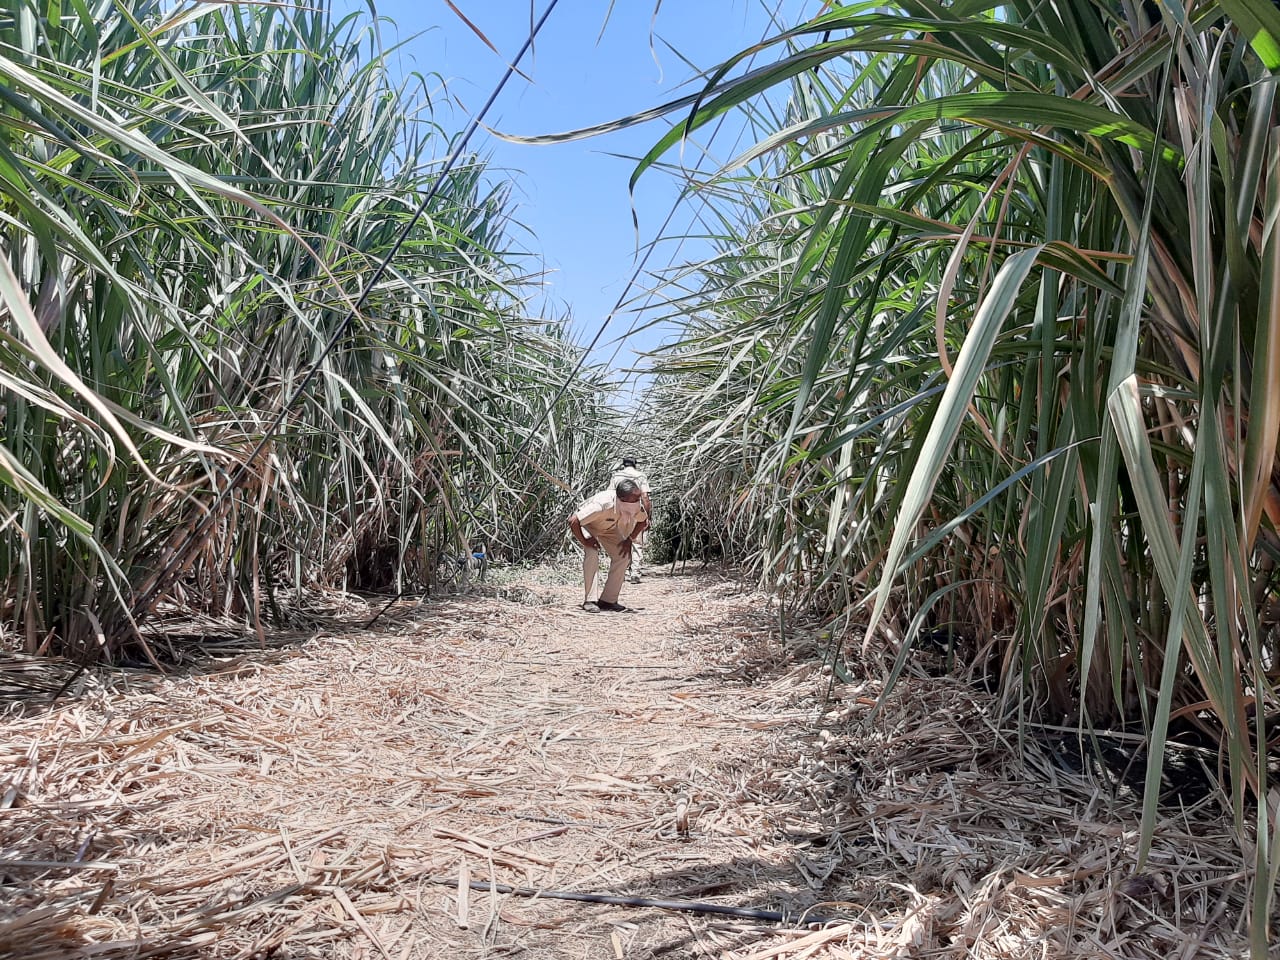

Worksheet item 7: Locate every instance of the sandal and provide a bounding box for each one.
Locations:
[597,600,628,612]
[581,601,601,613]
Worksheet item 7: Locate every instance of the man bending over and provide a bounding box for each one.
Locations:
[568,478,648,612]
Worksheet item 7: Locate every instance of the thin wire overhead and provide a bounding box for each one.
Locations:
[481,0,794,555]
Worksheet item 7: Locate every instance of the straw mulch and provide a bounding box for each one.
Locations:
[0,566,1260,959]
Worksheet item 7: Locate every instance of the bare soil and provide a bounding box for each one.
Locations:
[0,567,1257,959]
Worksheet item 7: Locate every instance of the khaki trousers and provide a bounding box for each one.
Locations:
[628,538,644,576]
[582,528,630,604]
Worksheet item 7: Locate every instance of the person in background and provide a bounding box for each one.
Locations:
[609,457,651,583]
[568,478,648,612]
[468,543,488,581]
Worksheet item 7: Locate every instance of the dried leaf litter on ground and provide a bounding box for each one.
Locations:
[0,570,1255,959]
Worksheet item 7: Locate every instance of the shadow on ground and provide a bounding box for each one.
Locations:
[0,578,561,720]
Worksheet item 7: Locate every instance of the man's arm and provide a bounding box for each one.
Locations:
[620,518,646,557]
[636,475,653,515]
[569,516,599,550]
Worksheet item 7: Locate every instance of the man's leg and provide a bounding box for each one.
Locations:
[582,544,600,603]
[596,532,629,605]
[630,539,644,581]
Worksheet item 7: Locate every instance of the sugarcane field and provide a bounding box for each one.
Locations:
[2,2,1280,958]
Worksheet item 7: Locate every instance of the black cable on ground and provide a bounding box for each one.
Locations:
[441,877,835,926]
[128,0,563,625]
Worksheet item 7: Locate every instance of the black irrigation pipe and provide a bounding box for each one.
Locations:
[127,0,563,627]
[363,590,407,629]
[443,878,835,926]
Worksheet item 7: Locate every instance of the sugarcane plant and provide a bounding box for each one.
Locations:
[628,1,1280,950]
[0,0,614,658]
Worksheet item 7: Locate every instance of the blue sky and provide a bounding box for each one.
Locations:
[336,0,811,385]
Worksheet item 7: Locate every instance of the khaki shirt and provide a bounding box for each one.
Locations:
[574,490,648,539]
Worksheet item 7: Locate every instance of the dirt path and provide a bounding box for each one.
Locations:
[0,569,1251,959]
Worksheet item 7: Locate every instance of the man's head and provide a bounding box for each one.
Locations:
[621,457,638,468]
[614,478,642,503]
